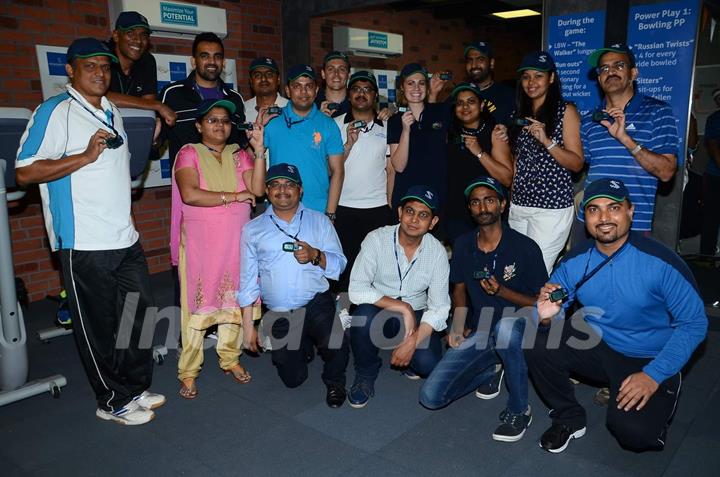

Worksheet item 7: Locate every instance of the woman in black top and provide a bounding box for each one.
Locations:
[446,83,513,242]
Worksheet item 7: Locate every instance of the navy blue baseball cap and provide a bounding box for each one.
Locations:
[287,64,316,82]
[115,11,151,32]
[517,51,556,72]
[464,41,493,58]
[348,70,378,91]
[266,163,302,185]
[66,38,118,64]
[400,185,440,210]
[581,178,630,209]
[323,51,350,67]
[400,63,428,80]
[195,99,236,119]
[464,176,505,199]
[250,56,279,73]
[450,82,482,100]
[588,43,636,67]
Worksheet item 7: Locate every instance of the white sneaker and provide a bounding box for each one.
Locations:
[133,390,166,410]
[96,400,155,425]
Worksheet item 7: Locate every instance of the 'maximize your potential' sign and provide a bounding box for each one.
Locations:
[160,2,198,26]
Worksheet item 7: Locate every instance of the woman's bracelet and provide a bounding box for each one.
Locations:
[546,140,558,151]
[220,193,228,207]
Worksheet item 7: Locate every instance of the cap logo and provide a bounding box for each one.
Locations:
[609,180,620,189]
[305,66,312,72]
[539,55,547,63]
[479,42,486,46]
[425,191,434,200]
[287,165,296,173]
[266,58,272,64]
[611,43,621,48]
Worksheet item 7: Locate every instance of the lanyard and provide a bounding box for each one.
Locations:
[68,91,119,136]
[569,237,631,304]
[393,229,419,300]
[115,71,135,96]
[284,109,307,129]
[270,211,304,241]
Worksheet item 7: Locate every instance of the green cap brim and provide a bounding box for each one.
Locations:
[464,181,503,198]
[400,194,435,210]
[324,54,350,66]
[73,52,119,63]
[200,99,237,116]
[588,48,624,67]
[266,175,301,184]
[450,84,479,100]
[516,65,553,73]
[464,45,490,57]
[581,193,626,208]
[348,75,377,89]
[288,72,315,82]
[250,64,278,72]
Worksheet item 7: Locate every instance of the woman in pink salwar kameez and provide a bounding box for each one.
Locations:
[171,99,265,399]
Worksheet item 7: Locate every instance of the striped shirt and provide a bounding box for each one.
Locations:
[581,94,678,231]
[349,225,450,332]
[15,86,138,251]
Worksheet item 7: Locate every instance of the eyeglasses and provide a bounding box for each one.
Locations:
[596,61,628,75]
[204,117,232,125]
[267,181,299,190]
[350,86,374,95]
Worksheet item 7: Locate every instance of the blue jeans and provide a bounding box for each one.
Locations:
[350,304,443,383]
[420,317,528,415]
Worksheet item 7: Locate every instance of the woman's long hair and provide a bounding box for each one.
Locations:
[511,71,563,143]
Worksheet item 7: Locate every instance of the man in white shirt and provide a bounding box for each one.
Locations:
[15,38,162,426]
[243,56,288,123]
[333,71,395,293]
[348,186,450,408]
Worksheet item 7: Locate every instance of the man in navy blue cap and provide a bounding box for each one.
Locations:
[105,11,176,127]
[262,64,344,217]
[526,178,706,453]
[159,32,247,165]
[238,163,349,408]
[16,37,162,425]
[347,185,450,408]
[463,41,514,126]
[244,56,287,123]
[420,176,547,443]
[581,43,678,233]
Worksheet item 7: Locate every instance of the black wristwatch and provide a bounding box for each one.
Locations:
[311,250,323,266]
[325,211,337,221]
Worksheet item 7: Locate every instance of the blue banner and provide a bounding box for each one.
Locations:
[546,10,606,116]
[627,1,699,165]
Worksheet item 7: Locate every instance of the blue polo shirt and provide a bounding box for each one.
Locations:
[450,226,548,328]
[388,102,452,208]
[705,110,720,176]
[581,93,678,231]
[551,233,707,384]
[264,103,344,212]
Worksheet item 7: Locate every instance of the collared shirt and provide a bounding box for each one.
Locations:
[314,89,351,118]
[349,225,450,332]
[237,203,346,311]
[263,103,344,212]
[16,85,138,251]
[552,233,707,384]
[387,103,452,208]
[243,94,289,123]
[334,112,389,208]
[450,226,547,328]
[106,41,157,97]
[581,93,678,231]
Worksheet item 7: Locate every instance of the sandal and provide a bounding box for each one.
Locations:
[179,378,198,399]
[224,364,252,384]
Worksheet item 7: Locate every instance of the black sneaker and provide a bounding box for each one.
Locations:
[492,406,532,442]
[475,367,504,399]
[326,384,347,408]
[539,423,587,453]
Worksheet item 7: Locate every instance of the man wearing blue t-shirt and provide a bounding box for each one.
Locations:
[263,64,344,217]
[581,44,678,232]
[526,179,707,453]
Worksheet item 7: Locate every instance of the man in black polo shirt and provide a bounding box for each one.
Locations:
[105,11,176,126]
[464,41,515,126]
[159,32,246,164]
[420,176,547,442]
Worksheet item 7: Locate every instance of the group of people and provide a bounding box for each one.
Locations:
[13,10,709,457]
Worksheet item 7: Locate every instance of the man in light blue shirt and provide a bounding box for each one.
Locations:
[237,163,349,408]
[263,64,345,217]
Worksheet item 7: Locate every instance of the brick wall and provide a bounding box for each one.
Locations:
[309,8,540,90]
[1,0,282,302]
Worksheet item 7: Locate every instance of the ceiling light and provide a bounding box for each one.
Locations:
[491,9,541,19]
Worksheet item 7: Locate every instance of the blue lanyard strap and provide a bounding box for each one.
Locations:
[68,92,118,135]
[393,229,418,299]
[270,210,303,241]
[284,109,307,129]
